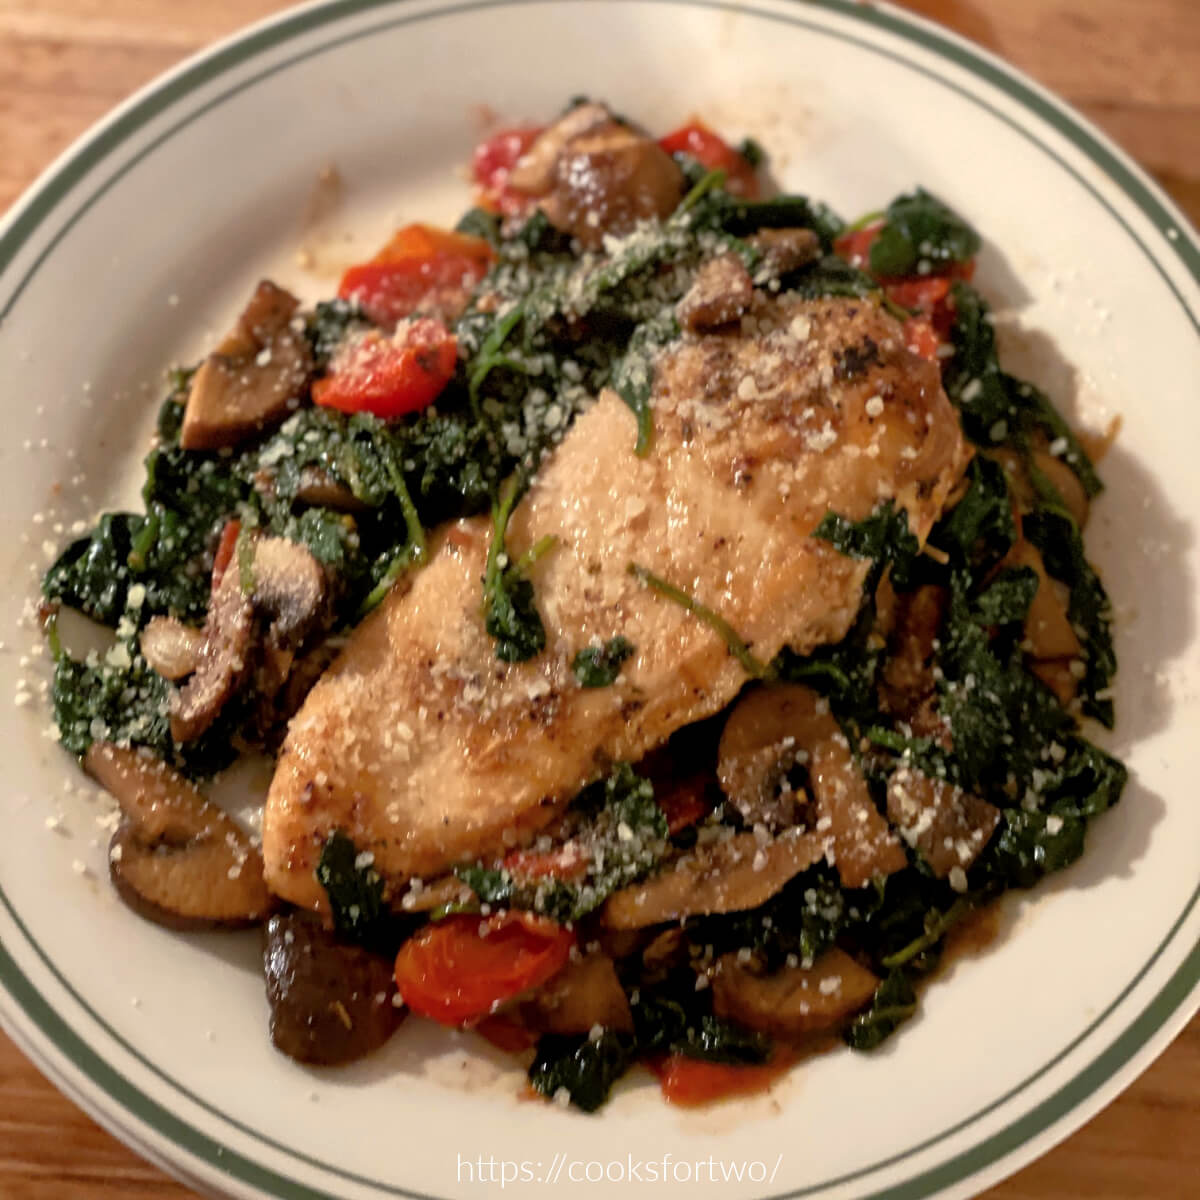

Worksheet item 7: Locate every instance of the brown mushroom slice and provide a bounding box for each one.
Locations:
[878,585,947,719]
[180,280,312,451]
[539,123,684,250]
[520,952,633,1035]
[1004,539,1081,659]
[603,830,824,929]
[507,100,614,194]
[84,742,273,930]
[711,948,878,1038]
[718,685,908,888]
[264,912,403,1066]
[169,563,254,743]
[1031,450,1090,528]
[746,228,821,277]
[293,466,366,512]
[677,253,755,331]
[250,536,328,647]
[139,616,204,681]
[885,766,999,879]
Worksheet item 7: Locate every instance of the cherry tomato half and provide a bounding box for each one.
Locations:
[312,318,457,419]
[659,121,760,198]
[472,126,544,214]
[394,911,576,1026]
[649,1054,792,1106]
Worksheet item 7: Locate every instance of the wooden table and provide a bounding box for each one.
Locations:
[1,1,1196,1196]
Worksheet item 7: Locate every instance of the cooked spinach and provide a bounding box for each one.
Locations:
[868,189,981,278]
[528,1031,638,1113]
[632,985,771,1065]
[572,636,634,688]
[316,830,406,954]
[812,500,920,581]
[456,763,668,922]
[844,969,918,1051]
[481,476,552,662]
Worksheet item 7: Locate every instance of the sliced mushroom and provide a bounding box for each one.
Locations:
[718,685,908,888]
[84,742,273,930]
[180,281,312,451]
[293,466,366,512]
[249,536,328,648]
[398,874,475,913]
[603,830,824,929]
[139,616,204,681]
[507,101,613,194]
[519,952,633,1035]
[264,912,403,1066]
[746,228,821,277]
[878,585,947,719]
[533,122,683,249]
[169,563,254,743]
[1004,539,1081,660]
[885,766,999,878]
[711,948,878,1038]
[677,253,755,331]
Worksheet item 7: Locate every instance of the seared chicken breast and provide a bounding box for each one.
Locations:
[262,294,970,910]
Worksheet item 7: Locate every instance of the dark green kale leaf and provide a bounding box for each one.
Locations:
[50,641,237,776]
[688,192,844,250]
[929,455,1016,570]
[453,206,501,247]
[456,763,668,922]
[970,566,1038,627]
[631,984,771,1065]
[844,969,918,1051]
[868,189,981,278]
[788,255,892,304]
[316,830,404,953]
[43,514,146,627]
[482,476,551,662]
[980,809,1087,889]
[528,1031,638,1113]
[1022,507,1117,725]
[611,312,677,456]
[812,500,920,585]
[572,636,634,688]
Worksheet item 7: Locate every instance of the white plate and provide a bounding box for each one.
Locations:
[1,2,1197,1198]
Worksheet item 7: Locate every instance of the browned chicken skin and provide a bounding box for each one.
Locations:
[262,293,970,911]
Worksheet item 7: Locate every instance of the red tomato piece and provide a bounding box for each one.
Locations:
[394,911,576,1026]
[659,121,760,198]
[312,318,457,419]
[502,842,588,882]
[885,275,953,314]
[833,223,882,269]
[650,1054,793,1106]
[210,519,240,593]
[472,126,544,214]
[337,224,494,326]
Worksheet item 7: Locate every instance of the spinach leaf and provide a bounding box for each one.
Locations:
[929,455,1016,570]
[970,566,1038,627]
[481,477,553,662]
[316,830,401,953]
[528,1032,638,1113]
[868,189,981,277]
[304,298,368,370]
[844,969,918,1051]
[44,514,147,627]
[631,984,771,1065]
[812,500,920,585]
[980,809,1087,889]
[456,763,668,922]
[454,206,501,247]
[1023,507,1117,725]
[572,636,634,688]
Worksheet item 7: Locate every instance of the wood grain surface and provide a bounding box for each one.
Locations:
[1,1,1197,1197]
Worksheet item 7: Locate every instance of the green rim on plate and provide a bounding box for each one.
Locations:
[0,3,1196,1198]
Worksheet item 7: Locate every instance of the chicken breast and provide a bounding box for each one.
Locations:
[263,294,970,910]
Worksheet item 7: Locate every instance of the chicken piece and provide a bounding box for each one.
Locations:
[263,294,970,910]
